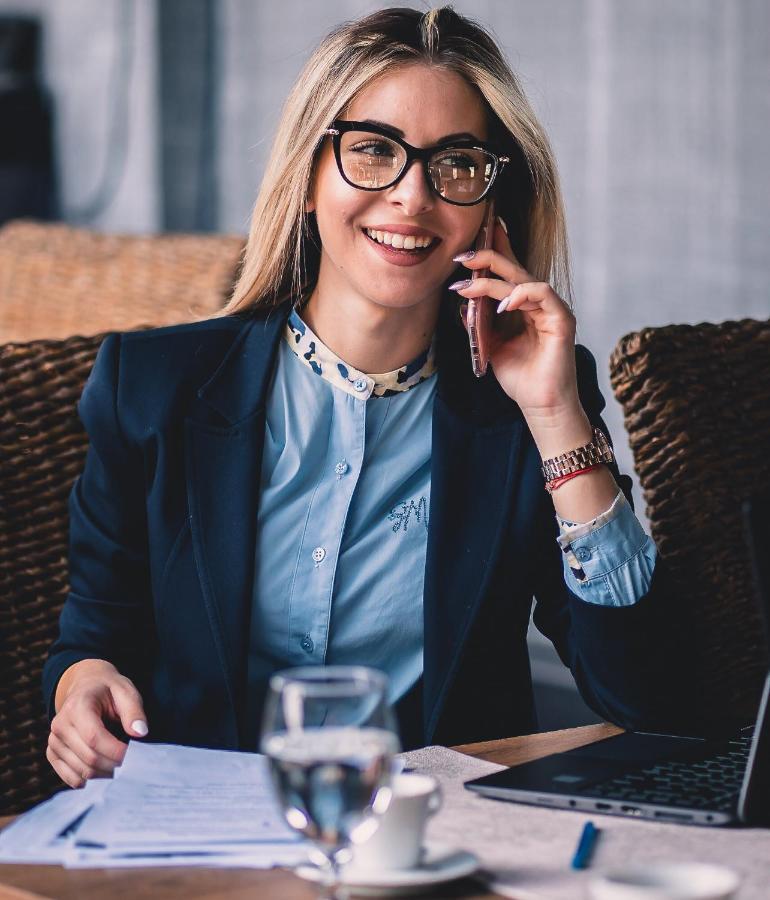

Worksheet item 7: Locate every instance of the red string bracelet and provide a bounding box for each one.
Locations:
[544,463,603,494]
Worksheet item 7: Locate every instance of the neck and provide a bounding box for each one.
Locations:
[301,267,440,374]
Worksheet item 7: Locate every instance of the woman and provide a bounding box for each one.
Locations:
[43,6,686,789]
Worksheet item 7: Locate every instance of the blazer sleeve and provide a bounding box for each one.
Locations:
[41,334,154,722]
[530,345,697,734]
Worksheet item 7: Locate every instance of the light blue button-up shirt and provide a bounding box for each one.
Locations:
[248,310,437,705]
[248,309,658,710]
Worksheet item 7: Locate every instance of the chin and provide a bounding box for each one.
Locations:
[361,269,448,307]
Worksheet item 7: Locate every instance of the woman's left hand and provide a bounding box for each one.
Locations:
[451,220,581,424]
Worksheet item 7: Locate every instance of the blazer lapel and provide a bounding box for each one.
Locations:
[422,304,529,741]
[185,301,290,742]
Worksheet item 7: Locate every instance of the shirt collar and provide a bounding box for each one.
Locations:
[284,308,437,400]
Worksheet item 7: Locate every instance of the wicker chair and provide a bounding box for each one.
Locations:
[0,222,245,813]
[0,334,106,812]
[0,220,245,342]
[609,318,770,725]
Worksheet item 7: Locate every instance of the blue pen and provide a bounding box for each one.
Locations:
[571,821,600,869]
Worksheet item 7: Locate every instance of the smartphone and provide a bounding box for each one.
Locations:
[466,199,496,378]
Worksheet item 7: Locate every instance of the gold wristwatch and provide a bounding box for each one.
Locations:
[541,427,615,483]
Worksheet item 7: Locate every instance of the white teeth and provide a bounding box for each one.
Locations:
[365,228,434,250]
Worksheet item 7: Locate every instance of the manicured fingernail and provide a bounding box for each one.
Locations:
[131,719,148,736]
[452,250,476,262]
[497,296,511,314]
[496,215,508,234]
[448,279,472,291]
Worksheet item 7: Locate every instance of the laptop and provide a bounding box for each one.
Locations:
[465,492,770,826]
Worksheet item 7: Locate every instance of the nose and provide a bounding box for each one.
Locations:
[387,158,435,216]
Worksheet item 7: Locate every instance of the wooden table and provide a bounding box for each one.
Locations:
[0,723,622,900]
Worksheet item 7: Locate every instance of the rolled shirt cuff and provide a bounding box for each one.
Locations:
[556,490,658,606]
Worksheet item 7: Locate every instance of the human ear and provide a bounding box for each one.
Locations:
[305,174,317,214]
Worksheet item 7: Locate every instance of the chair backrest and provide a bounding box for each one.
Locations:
[0,220,245,342]
[609,317,770,724]
[0,333,105,812]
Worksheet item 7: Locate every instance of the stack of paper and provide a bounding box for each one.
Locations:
[0,741,309,869]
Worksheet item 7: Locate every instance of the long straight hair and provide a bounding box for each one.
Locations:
[222,6,572,314]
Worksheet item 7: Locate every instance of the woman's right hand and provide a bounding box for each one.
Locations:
[47,658,149,788]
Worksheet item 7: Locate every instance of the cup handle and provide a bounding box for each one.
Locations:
[427,783,443,816]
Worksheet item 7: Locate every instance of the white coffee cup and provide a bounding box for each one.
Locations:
[589,863,740,900]
[350,772,442,872]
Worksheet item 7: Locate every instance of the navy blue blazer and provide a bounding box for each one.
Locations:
[43,299,689,750]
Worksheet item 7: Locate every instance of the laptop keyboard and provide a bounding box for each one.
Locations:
[588,733,752,811]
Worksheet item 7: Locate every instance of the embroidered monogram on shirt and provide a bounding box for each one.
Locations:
[388,497,429,533]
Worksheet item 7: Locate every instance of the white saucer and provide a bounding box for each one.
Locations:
[295,842,479,897]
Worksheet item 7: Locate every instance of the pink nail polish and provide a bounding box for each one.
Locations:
[497,297,510,314]
[448,279,472,291]
[452,250,476,262]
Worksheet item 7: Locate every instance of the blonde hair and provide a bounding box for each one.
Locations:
[223,6,572,314]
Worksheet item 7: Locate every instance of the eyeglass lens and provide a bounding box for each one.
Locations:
[339,130,495,203]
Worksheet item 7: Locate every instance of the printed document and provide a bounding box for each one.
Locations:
[0,741,307,868]
[75,741,298,850]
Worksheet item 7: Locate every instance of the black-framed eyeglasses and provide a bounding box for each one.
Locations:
[323,119,509,206]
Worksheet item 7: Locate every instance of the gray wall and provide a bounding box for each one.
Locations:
[4,0,769,726]
[0,0,160,229]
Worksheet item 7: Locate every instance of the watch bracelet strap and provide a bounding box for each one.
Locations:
[541,426,614,482]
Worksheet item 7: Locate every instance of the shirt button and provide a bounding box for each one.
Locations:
[312,546,326,564]
[300,634,314,654]
[353,378,367,392]
[575,547,592,562]
[334,461,349,477]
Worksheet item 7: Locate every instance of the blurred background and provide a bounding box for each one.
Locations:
[2,0,768,729]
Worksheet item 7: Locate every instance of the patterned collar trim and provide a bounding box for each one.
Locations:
[284,308,437,400]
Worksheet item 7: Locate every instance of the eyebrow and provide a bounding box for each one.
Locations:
[361,118,482,144]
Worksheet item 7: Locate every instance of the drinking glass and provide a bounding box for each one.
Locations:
[261,666,401,898]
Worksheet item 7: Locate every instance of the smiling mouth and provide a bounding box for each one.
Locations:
[362,228,439,254]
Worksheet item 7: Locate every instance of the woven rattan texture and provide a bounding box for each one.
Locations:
[609,318,770,722]
[0,333,106,813]
[0,220,245,342]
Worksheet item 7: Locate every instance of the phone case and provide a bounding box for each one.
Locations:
[466,200,496,377]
